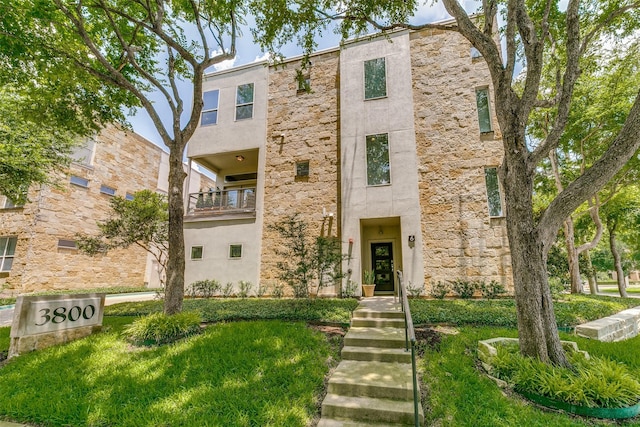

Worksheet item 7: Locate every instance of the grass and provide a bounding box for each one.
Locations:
[0,317,337,427]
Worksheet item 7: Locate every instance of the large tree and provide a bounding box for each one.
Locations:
[250,0,640,365]
[1,0,242,314]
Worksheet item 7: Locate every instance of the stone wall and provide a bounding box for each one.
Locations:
[0,126,163,294]
[410,29,513,292]
[260,51,341,295]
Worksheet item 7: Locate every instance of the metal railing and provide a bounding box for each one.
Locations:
[187,188,256,215]
[397,270,420,427]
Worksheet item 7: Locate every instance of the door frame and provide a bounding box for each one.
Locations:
[368,238,397,295]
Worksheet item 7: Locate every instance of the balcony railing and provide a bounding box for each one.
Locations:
[187,188,256,216]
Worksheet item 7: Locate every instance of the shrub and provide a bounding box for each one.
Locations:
[407,281,424,298]
[222,282,234,297]
[187,279,221,298]
[451,279,477,299]
[430,281,450,299]
[491,345,640,408]
[124,311,201,346]
[342,280,359,298]
[480,280,507,299]
[238,281,253,298]
[549,277,567,300]
[271,283,285,299]
[256,283,268,297]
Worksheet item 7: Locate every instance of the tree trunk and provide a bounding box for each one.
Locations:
[585,250,599,294]
[164,145,187,315]
[609,225,628,298]
[563,218,583,293]
[502,135,569,367]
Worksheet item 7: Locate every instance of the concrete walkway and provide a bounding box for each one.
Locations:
[318,297,424,426]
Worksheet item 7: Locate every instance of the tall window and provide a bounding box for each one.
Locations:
[201,90,219,126]
[235,83,254,120]
[71,137,96,166]
[484,167,503,217]
[0,236,17,272]
[476,88,492,133]
[366,133,391,186]
[364,58,387,99]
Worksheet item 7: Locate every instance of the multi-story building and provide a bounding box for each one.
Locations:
[0,125,213,295]
[184,25,513,296]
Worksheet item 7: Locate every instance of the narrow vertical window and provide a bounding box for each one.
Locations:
[201,90,219,126]
[235,83,254,120]
[476,88,493,133]
[484,167,503,217]
[0,236,17,272]
[364,58,387,99]
[366,134,391,186]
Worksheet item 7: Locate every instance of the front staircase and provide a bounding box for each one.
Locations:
[318,297,424,427]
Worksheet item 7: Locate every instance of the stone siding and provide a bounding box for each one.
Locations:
[410,29,513,292]
[0,126,163,294]
[260,51,341,295]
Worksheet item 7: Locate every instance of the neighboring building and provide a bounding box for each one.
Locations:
[0,125,213,295]
[184,25,513,296]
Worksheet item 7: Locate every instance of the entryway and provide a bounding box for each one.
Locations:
[360,217,402,296]
[371,242,394,292]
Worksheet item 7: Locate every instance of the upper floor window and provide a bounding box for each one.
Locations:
[57,239,77,250]
[201,90,219,126]
[366,133,391,186]
[1,195,22,209]
[476,88,493,133]
[0,236,17,272]
[125,193,135,201]
[70,175,89,188]
[484,167,503,217]
[70,137,96,167]
[296,161,310,178]
[191,246,203,260]
[364,57,387,100]
[100,185,116,196]
[235,83,254,120]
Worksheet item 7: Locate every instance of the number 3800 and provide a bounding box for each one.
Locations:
[35,305,96,326]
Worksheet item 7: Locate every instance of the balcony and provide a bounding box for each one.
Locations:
[186,188,256,219]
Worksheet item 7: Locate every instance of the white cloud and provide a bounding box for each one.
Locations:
[210,49,237,71]
[254,52,271,63]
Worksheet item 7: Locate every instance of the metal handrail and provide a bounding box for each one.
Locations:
[397,270,420,427]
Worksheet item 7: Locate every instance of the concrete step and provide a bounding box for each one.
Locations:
[328,360,416,400]
[317,418,407,427]
[341,346,411,363]
[351,317,406,328]
[344,327,406,349]
[352,308,405,320]
[321,393,423,425]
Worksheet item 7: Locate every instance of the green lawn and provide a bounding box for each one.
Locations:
[3,296,640,426]
[0,317,337,427]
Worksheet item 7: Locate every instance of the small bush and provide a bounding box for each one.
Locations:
[480,280,507,299]
[271,283,285,299]
[238,281,253,298]
[549,277,567,300]
[342,280,359,298]
[430,281,450,299]
[407,281,424,298]
[124,311,202,346]
[491,345,640,408]
[256,283,268,297]
[187,279,221,298]
[451,279,477,299]
[222,282,234,297]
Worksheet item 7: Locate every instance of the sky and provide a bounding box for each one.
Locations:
[128,2,460,148]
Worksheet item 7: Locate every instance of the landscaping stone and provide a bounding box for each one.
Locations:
[575,306,640,342]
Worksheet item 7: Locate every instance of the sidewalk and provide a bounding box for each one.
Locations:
[0,421,28,427]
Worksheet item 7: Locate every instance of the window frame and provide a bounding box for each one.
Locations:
[100,184,116,196]
[475,87,493,133]
[229,244,243,259]
[235,83,254,121]
[0,236,17,272]
[484,167,504,218]
[190,245,204,260]
[295,160,310,178]
[365,133,391,186]
[125,193,135,201]
[57,239,78,250]
[70,175,89,188]
[201,89,220,126]
[364,57,387,100]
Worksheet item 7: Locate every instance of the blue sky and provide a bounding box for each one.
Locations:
[129,2,460,148]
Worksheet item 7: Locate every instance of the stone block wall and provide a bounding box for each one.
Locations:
[410,29,513,292]
[260,51,341,295]
[0,126,164,294]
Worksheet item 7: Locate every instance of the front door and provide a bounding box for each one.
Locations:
[371,242,394,293]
